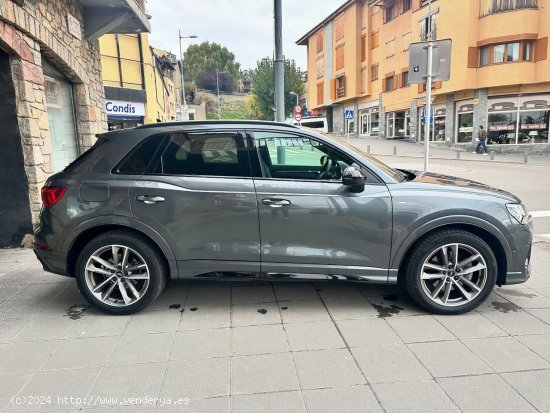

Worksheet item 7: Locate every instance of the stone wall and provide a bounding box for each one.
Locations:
[0,0,106,227]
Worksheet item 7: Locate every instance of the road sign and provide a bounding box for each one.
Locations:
[421,108,434,125]
[294,105,302,114]
[344,109,354,121]
[408,39,452,84]
[294,113,302,122]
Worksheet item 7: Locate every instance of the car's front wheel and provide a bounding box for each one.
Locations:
[403,229,498,314]
[75,231,167,315]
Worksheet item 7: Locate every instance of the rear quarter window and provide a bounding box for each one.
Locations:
[115,134,167,174]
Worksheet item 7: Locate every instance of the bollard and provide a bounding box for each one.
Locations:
[456,150,461,159]
[524,153,528,164]
[490,151,495,160]
[393,146,397,156]
[367,144,371,154]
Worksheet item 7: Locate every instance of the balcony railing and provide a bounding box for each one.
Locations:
[480,0,538,17]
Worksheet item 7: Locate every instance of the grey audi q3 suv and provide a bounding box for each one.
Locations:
[34,121,533,315]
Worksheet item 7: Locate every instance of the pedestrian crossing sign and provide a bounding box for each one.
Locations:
[345,109,354,121]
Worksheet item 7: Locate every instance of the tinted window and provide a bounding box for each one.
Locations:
[156,132,246,177]
[117,134,166,174]
[300,121,325,129]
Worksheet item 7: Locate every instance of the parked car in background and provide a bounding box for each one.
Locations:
[287,116,329,133]
[34,121,532,315]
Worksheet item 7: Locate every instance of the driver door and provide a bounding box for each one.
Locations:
[248,130,393,281]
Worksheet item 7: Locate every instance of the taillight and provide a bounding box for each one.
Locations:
[41,186,66,208]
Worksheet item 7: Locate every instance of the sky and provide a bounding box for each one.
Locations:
[146,0,340,72]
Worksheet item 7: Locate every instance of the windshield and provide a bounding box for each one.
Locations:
[301,128,407,182]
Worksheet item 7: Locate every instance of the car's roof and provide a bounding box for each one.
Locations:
[135,120,300,130]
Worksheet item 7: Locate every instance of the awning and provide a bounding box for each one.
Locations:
[76,0,151,41]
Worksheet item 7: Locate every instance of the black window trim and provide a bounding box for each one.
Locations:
[245,128,384,185]
[141,128,254,180]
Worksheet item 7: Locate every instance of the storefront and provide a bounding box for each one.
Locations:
[419,106,446,142]
[386,110,411,138]
[359,101,380,137]
[456,101,474,143]
[106,99,146,131]
[487,96,549,144]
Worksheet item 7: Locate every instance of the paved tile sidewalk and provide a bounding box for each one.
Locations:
[0,240,549,413]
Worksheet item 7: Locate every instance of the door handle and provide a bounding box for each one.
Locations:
[261,198,291,207]
[136,195,165,205]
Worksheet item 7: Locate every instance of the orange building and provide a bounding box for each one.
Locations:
[297,0,550,146]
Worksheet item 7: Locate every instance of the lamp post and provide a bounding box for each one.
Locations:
[178,31,197,121]
[290,91,299,107]
[216,70,229,120]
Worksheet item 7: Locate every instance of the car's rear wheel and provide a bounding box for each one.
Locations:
[75,231,167,315]
[403,229,497,314]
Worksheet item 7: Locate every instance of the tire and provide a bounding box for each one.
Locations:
[402,229,497,315]
[75,230,167,315]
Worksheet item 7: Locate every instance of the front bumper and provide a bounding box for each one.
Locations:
[503,220,533,285]
[33,248,70,277]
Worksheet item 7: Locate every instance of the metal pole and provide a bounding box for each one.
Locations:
[424,0,434,172]
[178,30,187,121]
[274,0,284,122]
[217,71,221,119]
[347,120,350,143]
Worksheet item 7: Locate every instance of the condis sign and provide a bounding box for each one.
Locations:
[105,100,145,117]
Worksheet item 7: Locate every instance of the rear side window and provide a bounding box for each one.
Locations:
[117,134,167,174]
[154,132,246,177]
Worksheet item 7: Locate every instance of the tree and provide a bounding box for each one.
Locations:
[182,42,241,91]
[250,57,305,120]
[196,71,233,92]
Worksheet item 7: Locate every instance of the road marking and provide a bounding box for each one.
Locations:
[531,211,550,218]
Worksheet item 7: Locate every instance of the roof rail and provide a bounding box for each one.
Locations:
[135,120,300,130]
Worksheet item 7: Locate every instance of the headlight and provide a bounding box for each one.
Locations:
[506,203,529,225]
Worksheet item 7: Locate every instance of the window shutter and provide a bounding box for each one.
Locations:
[412,0,421,12]
[396,74,402,89]
[535,37,548,62]
[467,47,479,68]
[382,78,387,92]
[433,81,442,89]
[330,78,336,100]
[418,83,424,93]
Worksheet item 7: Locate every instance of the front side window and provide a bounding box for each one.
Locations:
[154,132,246,177]
[252,132,356,181]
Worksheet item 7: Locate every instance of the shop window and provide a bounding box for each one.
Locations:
[457,112,474,143]
[519,110,549,143]
[371,31,380,49]
[371,64,379,81]
[488,112,518,144]
[384,5,396,23]
[386,39,395,58]
[402,0,412,13]
[336,45,345,70]
[316,31,324,54]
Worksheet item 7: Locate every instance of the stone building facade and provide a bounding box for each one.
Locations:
[0,0,149,247]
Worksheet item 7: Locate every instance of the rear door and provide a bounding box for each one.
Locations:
[127,129,260,277]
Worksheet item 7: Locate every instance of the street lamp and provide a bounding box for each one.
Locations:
[216,70,229,120]
[290,91,299,107]
[178,31,198,121]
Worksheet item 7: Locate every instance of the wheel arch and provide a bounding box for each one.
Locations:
[65,220,177,279]
[394,222,510,286]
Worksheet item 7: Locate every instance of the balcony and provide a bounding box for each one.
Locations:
[480,0,538,17]
[76,0,151,41]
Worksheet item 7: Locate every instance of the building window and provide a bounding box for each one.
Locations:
[336,45,345,71]
[402,71,410,87]
[384,5,396,23]
[336,76,346,99]
[384,76,394,91]
[361,35,367,62]
[317,82,324,105]
[402,0,411,13]
[361,67,367,94]
[316,31,324,54]
[479,40,534,66]
[371,31,380,49]
[316,57,324,79]
[421,0,438,6]
[386,39,395,58]
[420,13,438,41]
[371,64,379,81]
[335,14,345,42]
[480,0,538,17]
[361,2,368,29]
[403,32,411,51]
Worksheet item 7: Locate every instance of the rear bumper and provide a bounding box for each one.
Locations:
[33,248,70,277]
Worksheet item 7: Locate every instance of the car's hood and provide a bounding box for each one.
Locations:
[399,169,521,202]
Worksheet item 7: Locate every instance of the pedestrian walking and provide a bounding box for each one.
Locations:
[473,125,488,155]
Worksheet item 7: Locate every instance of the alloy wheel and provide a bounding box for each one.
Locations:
[84,245,150,307]
[420,243,488,307]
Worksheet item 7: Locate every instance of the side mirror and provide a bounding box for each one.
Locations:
[342,166,366,192]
